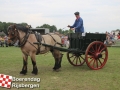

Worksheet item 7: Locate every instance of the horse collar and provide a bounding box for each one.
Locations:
[19,32,30,47]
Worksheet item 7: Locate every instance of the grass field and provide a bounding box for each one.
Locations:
[0,47,120,90]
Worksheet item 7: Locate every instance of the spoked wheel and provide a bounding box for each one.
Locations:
[67,52,85,66]
[85,41,108,70]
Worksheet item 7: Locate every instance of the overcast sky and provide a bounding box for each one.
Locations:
[0,0,120,33]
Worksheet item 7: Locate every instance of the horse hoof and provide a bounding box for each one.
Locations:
[31,71,38,75]
[31,67,38,75]
[53,67,56,70]
[53,68,61,72]
[53,66,61,70]
[20,71,27,75]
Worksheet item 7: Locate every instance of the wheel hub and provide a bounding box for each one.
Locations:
[95,53,102,59]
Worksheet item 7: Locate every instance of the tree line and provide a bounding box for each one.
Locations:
[0,21,73,36]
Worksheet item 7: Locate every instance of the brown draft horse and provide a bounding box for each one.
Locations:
[7,24,63,75]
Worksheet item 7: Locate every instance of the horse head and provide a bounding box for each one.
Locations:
[7,24,19,43]
[7,24,32,45]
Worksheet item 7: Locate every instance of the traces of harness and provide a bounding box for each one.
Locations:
[47,33,63,47]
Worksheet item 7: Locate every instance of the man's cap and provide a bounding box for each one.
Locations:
[74,12,79,15]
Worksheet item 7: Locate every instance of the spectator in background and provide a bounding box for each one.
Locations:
[117,33,120,39]
[0,36,4,47]
[66,39,69,48]
[113,32,115,38]
[105,32,115,45]
[109,32,115,43]
[105,32,110,44]
[4,36,8,47]
[0,36,1,46]
[61,36,64,45]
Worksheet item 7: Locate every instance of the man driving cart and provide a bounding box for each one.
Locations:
[68,11,84,33]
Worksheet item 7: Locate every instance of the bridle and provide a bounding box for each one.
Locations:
[8,25,31,47]
[8,27,19,44]
[8,25,42,54]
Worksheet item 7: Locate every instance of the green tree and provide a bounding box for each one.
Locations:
[36,24,57,32]
[58,28,73,35]
[3,22,8,34]
[50,25,57,32]
[0,21,4,32]
[0,21,29,34]
[116,29,120,31]
[63,30,69,35]
[20,22,28,27]
[69,29,74,33]
[0,21,75,35]
[58,29,63,34]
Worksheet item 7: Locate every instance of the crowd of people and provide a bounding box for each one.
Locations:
[117,32,120,39]
[104,31,120,45]
[0,36,9,47]
[61,36,69,48]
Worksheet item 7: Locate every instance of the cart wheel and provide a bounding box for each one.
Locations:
[67,52,85,66]
[85,41,108,70]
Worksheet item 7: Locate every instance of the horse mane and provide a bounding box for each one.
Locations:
[16,24,30,33]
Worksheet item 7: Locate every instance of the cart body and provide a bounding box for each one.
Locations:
[67,33,108,70]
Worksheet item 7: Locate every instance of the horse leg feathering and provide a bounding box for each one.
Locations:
[52,50,63,71]
[30,54,38,75]
[20,55,28,75]
[59,53,63,68]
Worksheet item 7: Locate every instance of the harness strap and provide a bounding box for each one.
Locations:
[42,36,45,44]
[34,32,43,55]
[19,32,30,47]
[27,40,38,50]
[39,36,48,53]
[47,33,56,42]
[47,33,63,47]
[16,29,42,55]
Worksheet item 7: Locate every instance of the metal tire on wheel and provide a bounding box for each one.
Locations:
[67,52,85,66]
[85,41,108,70]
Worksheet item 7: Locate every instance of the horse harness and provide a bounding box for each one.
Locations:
[18,31,32,47]
[18,31,62,55]
[47,33,63,47]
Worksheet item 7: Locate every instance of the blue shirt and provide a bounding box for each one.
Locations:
[70,17,84,33]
